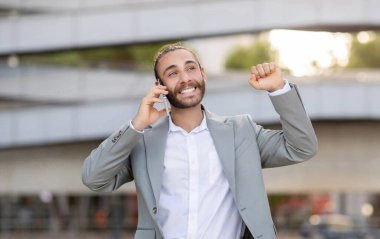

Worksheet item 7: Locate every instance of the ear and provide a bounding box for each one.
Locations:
[201,66,207,83]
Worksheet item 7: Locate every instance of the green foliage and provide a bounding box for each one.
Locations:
[225,38,277,70]
[21,42,169,70]
[22,51,88,67]
[127,44,163,70]
[347,33,380,69]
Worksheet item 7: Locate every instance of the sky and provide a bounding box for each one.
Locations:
[188,30,353,77]
[269,30,351,76]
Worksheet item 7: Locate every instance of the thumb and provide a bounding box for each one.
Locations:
[157,109,168,118]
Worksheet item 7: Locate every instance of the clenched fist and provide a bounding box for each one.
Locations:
[249,62,285,92]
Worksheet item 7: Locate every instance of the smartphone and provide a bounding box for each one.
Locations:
[156,79,170,116]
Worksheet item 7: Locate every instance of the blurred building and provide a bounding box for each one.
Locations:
[1,0,380,238]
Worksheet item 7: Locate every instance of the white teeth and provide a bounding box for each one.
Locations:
[181,87,195,94]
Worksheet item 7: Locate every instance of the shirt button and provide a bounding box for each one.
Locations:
[153,207,157,214]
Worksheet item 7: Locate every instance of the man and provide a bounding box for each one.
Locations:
[82,43,317,239]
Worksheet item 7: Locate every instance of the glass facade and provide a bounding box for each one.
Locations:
[1,193,380,238]
[0,194,138,239]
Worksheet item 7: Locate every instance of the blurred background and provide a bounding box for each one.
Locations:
[1,0,380,238]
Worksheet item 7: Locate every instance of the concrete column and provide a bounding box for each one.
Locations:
[78,196,90,230]
[0,196,11,239]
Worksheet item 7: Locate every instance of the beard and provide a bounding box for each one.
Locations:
[166,78,206,109]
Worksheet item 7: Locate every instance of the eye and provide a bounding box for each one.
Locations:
[186,65,196,71]
[168,71,177,77]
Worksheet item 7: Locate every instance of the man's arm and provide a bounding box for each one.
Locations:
[82,84,168,192]
[249,84,318,168]
[247,63,317,167]
[82,124,141,192]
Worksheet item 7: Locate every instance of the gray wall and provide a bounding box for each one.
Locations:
[1,121,379,194]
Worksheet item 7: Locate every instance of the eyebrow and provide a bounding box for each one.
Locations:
[162,60,198,76]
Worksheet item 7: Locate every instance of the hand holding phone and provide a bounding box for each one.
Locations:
[131,82,169,131]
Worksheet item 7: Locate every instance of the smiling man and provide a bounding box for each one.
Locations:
[82,43,318,239]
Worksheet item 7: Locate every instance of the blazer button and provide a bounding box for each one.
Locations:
[153,207,157,214]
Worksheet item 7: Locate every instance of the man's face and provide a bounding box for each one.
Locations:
[157,49,206,109]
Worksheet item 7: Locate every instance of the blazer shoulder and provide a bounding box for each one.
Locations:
[204,108,256,128]
[225,113,254,125]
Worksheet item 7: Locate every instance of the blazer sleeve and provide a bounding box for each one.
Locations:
[249,84,318,168]
[82,123,142,192]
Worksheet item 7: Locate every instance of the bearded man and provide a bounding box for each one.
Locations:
[82,43,318,239]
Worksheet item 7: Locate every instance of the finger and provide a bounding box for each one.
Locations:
[157,109,168,118]
[269,62,276,73]
[248,76,262,90]
[153,88,169,95]
[150,84,167,93]
[142,97,164,105]
[250,67,261,80]
[147,88,168,98]
[256,64,266,78]
[263,63,271,75]
[157,109,166,118]
[156,84,167,90]
[249,73,257,82]
[249,79,262,90]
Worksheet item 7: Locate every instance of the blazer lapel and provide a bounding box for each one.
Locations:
[143,116,169,204]
[205,109,236,196]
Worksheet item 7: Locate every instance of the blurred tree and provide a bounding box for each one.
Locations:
[225,36,278,70]
[20,42,170,70]
[127,44,164,70]
[347,32,380,68]
[22,51,87,67]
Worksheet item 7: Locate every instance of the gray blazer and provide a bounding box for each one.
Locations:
[82,85,318,239]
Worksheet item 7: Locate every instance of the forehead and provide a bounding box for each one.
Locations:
[158,49,197,69]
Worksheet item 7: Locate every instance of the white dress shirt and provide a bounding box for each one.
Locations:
[157,115,243,239]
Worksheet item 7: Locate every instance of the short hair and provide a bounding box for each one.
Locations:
[153,42,201,81]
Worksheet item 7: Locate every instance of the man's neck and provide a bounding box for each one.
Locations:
[170,104,203,133]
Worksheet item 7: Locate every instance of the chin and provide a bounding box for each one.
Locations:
[168,86,205,109]
[170,97,202,109]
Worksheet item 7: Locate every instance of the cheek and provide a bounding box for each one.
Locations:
[167,84,178,95]
[191,71,202,78]
[161,79,176,90]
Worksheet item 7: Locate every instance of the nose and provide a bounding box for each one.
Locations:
[179,71,192,85]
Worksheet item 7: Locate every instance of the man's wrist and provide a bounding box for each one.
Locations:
[268,79,291,96]
[130,120,145,133]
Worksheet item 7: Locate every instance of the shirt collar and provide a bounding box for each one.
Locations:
[168,112,208,134]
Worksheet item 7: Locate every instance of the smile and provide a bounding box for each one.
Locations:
[179,87,196,94]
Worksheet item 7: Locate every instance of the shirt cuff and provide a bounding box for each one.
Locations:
[268,79,291,96]
[129,120,144,134]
